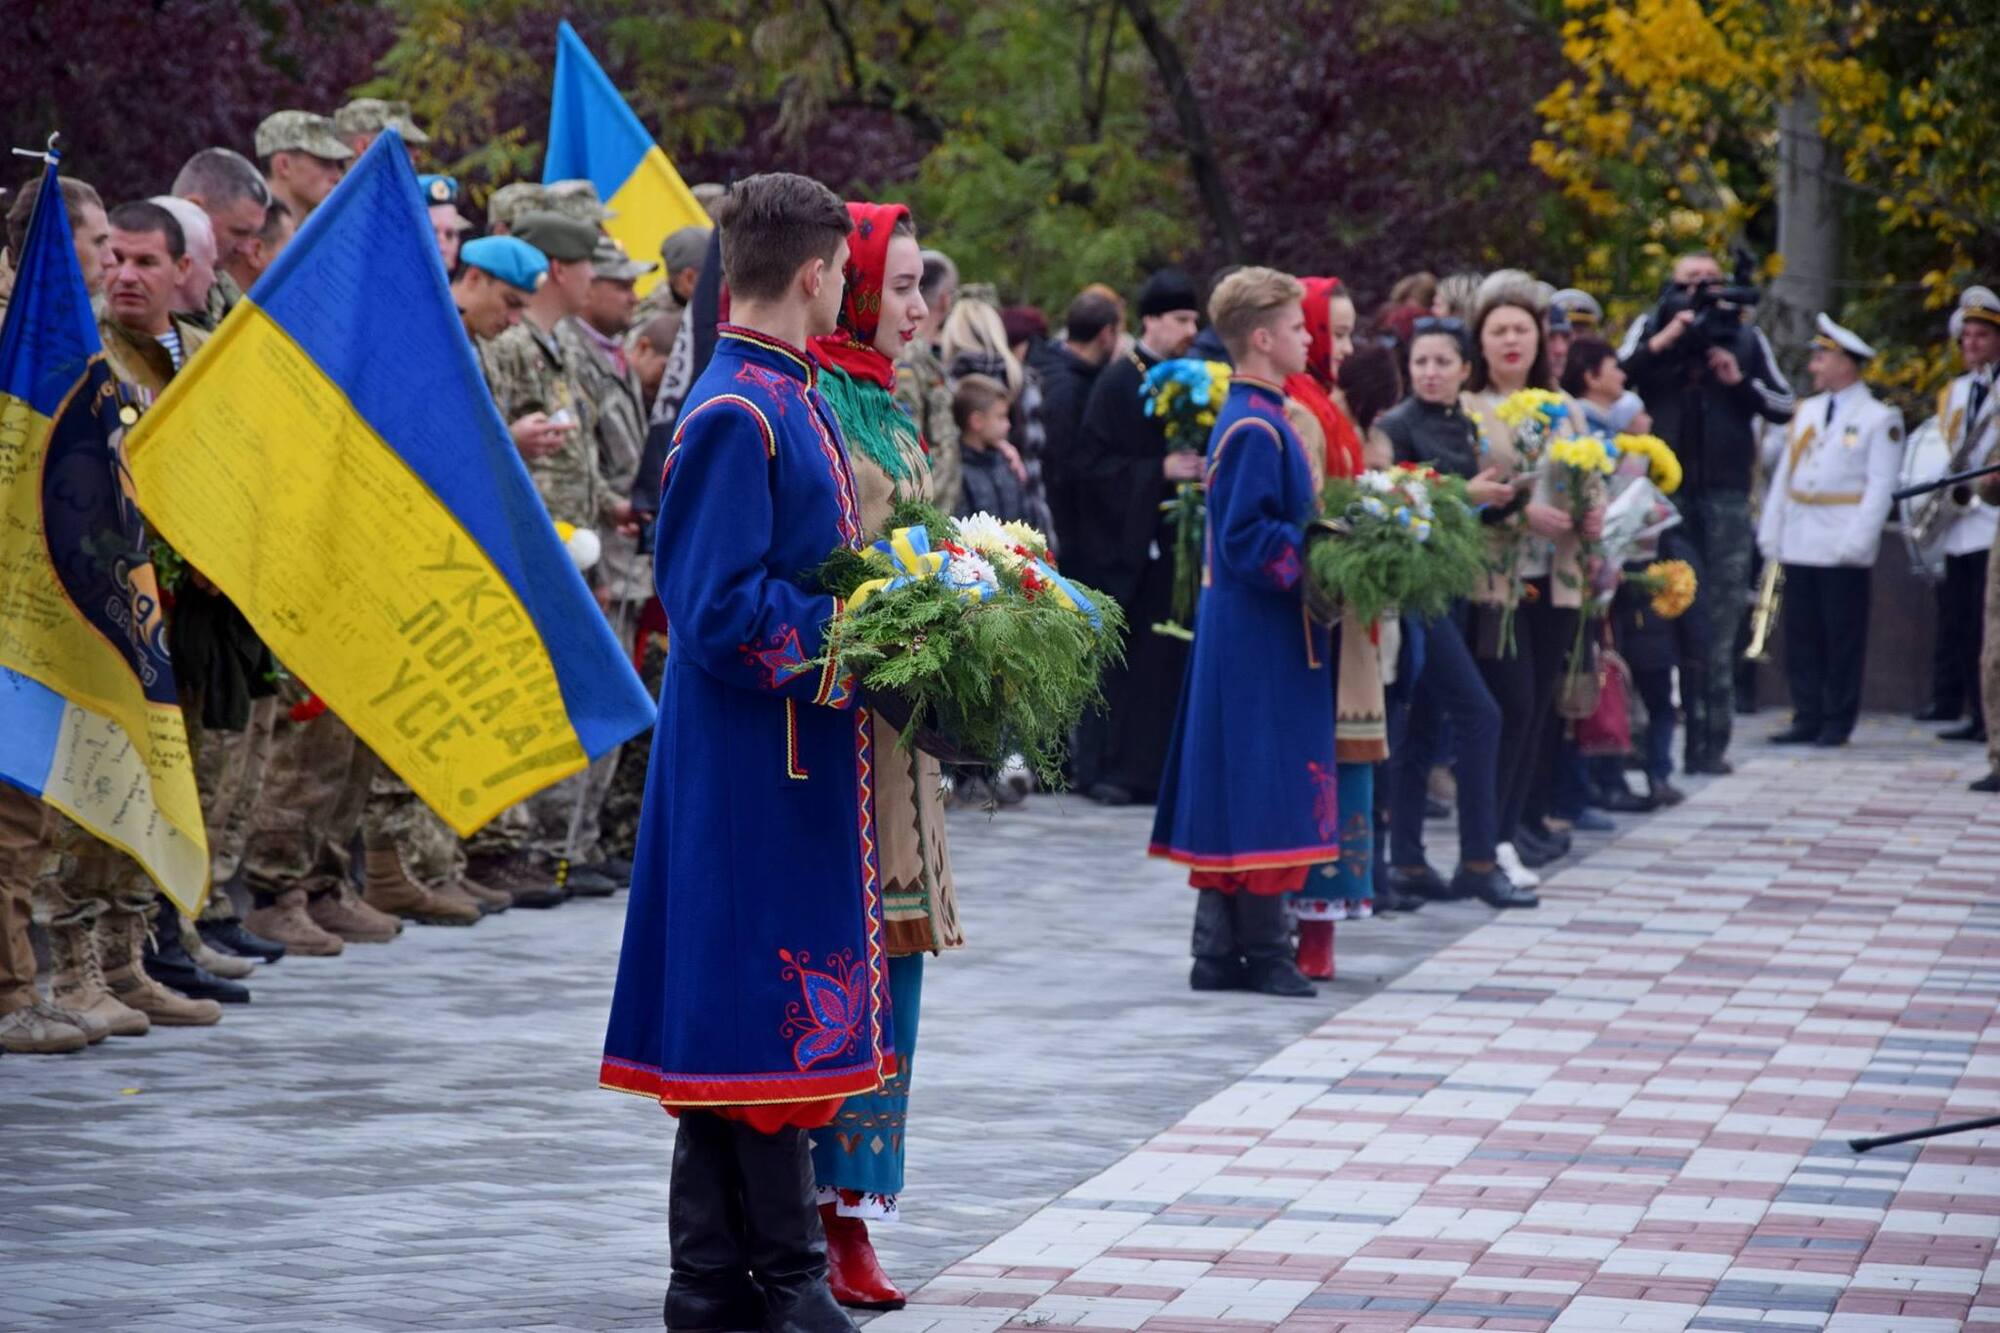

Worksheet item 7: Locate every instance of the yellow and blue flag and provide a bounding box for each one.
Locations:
[0,154,208,914]
[545,19,710,295]
[126,130,654,838]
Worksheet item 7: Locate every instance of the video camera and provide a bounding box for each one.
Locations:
[1653,247,1761,360]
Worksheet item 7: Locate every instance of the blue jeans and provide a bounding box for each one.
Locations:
[1390,607,1500,869]
[1549,740,1592,822]
[1634,667,1676,781]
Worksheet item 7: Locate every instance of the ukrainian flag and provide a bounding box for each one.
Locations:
[0,156,208,914]
[545,19,710,296]
[126,130,654,838]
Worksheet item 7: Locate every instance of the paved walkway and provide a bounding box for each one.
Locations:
[876,717,2000,1333]
[4,714,1996,1332]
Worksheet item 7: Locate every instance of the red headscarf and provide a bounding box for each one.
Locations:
[1286,275,1364,480]
[808,201,911,390]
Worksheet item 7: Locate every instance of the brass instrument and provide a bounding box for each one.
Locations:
[1745,560,1784,663]
[1906,402,1996,574]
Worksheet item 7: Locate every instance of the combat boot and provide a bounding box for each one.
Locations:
[0,1001,89,1054]
[307,884,402,944]
[363,849,480,926]
[99,908,222,1026]
[144,900,251,1004]
[244,887,345,956]
[47,919,149,1037]
[181,918,256,980]
[466,851,567,910]
[457,874,512,914]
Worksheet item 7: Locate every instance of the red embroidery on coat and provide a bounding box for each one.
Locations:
[743,626,811,689]
[1265,545,1302,589]
[734,362,796,414]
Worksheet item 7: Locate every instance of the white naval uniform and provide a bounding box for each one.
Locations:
[1937,368,2000,558]
[1757,382,1905,568]
[1757,381,1904,742]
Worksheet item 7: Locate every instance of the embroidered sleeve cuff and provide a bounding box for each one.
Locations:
[814,596,857,709]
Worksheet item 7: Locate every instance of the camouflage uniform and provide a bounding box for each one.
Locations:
[195,270,245,333]
[897,342,962,513]
[241,702,374,898]
[184,693,278,919]
[545,180,612,228]
[333,98,431,149]
[480,319,610,529]
[598,630,665,861]
[559,312,649,602]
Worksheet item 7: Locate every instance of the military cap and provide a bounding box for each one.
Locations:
[1813,311,1875,363]
[659,224,710,276]
[461,236,548,294]
[1949,285,2000,339]
[545,178,615,225]
[511,211,598,264]
[420,175,473,232]
[1550,287,1604,332]
[590,235,657,283]
[254,111,355,162]
[334,97,431,146]
[485,182,551,231]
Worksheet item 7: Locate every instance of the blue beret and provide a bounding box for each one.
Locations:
[418,174,460,206]
[460,235,548,294]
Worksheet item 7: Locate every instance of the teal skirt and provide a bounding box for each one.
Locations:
[1297,762,1373,914]
[810,952,923,1217]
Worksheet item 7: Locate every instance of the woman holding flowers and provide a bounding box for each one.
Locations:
[805,200,961,1311]
[1282,277,1382,973]
[1461,281,1604,893]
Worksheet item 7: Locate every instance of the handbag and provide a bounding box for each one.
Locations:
[1555,633,1602,721]
[1573,647,1634,757]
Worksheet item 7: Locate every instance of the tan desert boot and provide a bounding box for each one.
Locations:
[363,849,479,926]
[0,1001,89,1054]
[244,886,345,957]
[180,918,256,980]
[457,874,512,913]
[47,920,147,1037]
[307,884,401,944]
[99,908,222,1026]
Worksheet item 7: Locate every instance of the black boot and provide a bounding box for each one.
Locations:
[664,1112,764,1333]
[1232,893,1316,998]
[198,917,287,963]
[1188,889,1246,991]
[145,898,251,1004]
[728,1121,856,1333]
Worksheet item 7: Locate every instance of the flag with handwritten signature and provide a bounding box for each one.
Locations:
[126,130,652,837]
[0,152,208,913]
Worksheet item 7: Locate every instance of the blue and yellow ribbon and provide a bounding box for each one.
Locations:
[848,525,949,610]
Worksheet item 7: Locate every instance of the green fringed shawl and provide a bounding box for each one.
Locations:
[818,365,924,486]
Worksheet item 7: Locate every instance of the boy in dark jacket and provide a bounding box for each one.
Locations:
[952,373,1029,521]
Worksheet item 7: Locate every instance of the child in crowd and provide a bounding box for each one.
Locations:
[952,374,1029,522]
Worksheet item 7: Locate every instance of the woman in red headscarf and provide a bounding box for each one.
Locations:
[805,201,962,1312]
[1281,277,1390,979]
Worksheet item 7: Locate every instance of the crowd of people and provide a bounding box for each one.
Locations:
[2,91,1997,1333]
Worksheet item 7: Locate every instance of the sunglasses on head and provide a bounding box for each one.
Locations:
[1413,316,1467,335]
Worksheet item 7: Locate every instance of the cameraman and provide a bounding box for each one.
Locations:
[1620,251,1796,776]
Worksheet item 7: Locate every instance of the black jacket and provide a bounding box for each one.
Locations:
[1064,346,1169,605]
[1378,395,1523,526]
[1619,312,1795,494]
[958,446,1029,524]
[1032,338,1105,552]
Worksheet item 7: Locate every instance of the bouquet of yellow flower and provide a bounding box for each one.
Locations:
[1492,388,1571,469]
[813,502,1127,785]
[1142,359,1232,637]
[1627,558,1698,619]
[1613,432,1682,495]
[1307,464,1485,627]
[1548,433,1618,714]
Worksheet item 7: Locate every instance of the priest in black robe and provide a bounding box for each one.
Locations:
[1064,269,1202,804]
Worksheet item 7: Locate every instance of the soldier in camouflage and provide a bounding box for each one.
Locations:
[253,110,351,222]
[544,179,613,231]
[333,98,432,158]
[485,182,553,235]
[898,248,964,511]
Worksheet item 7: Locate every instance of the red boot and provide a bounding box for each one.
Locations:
[820,1203,907,1310]
[1296,919,1335,980]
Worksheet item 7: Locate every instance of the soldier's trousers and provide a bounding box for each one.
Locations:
[599,627,666,861]
[242,708,373,897]
[1677,491,1753,763]
[524,749,621,865]
[364,767,466,890]
[0,786,51,1013]
[184,694,278,920]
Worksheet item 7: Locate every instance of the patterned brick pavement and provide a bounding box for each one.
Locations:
[873,718,2000,1333]
[4,715,1995,1331]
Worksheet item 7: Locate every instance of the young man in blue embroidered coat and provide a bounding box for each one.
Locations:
[1149,268,1338,1000]
[600,172,887,1333]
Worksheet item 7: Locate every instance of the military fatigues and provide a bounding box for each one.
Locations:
[896,342,962,513]
[1757,381,1904,743]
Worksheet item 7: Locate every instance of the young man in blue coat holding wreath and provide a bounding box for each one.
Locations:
[601,172,889,1333]
[1149,267,1340,1000]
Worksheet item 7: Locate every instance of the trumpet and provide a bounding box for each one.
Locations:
[1744,561,1783,663]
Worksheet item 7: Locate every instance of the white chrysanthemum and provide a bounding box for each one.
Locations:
[1000,519,1050,556]
[1361,470,1396,494]
[956,511,1012,553]
[945,551,1000,594]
